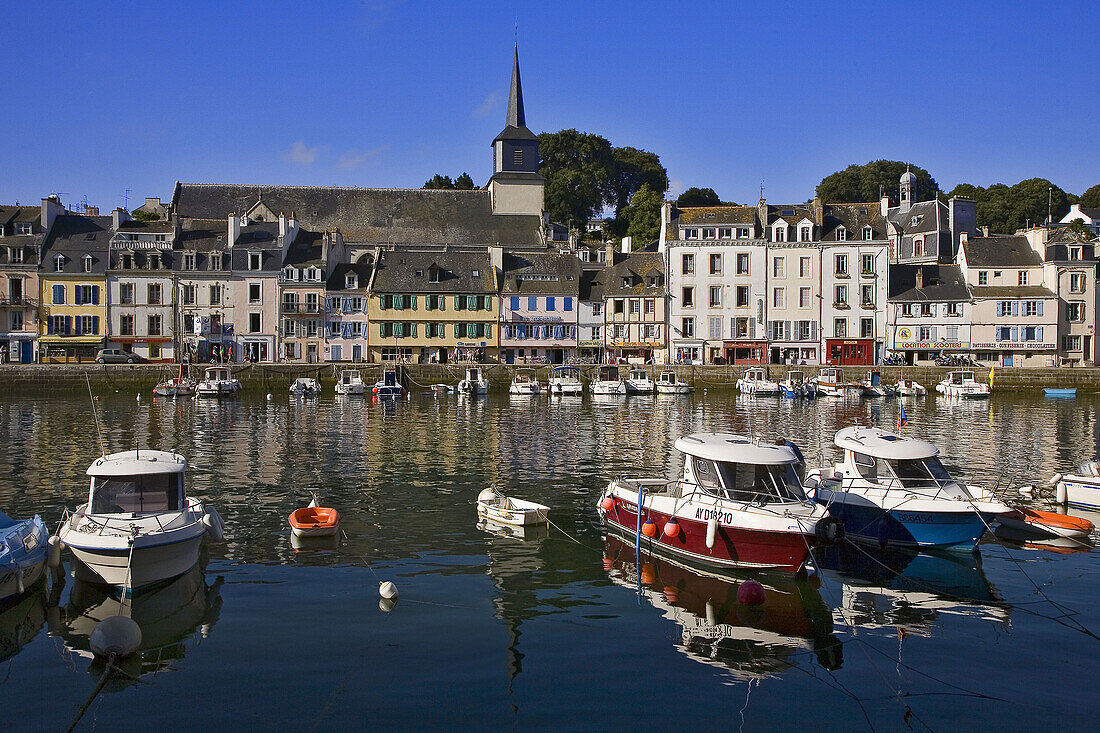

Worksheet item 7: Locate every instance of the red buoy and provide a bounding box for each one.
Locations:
[663,519,681,538]
[641,563,656,585]
[737,580,766,607]
[641,519,658,538]
[600,496,614,512]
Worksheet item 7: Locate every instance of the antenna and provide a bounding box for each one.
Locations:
[81,195,90,214]
[123,188,132,210]
[759,181,765,201]
[1047,186,1053,226]
[85,372,106,458]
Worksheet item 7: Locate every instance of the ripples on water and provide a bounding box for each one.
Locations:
[1,390,1099,730]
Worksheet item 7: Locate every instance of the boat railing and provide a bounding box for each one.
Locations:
[63,501,204,537]
[832,474,976,503]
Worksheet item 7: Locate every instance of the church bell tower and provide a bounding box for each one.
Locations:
[488,46,544,216]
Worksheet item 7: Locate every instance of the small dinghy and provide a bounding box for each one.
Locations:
[288,494,341,538]
[0,511,50,602]
[476,488,550,526]
[995,507,1093,542]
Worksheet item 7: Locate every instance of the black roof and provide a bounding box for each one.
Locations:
[822,202,887,240]
[601,252,665,297]
[41,215,113,274]
[327,261,374,291]
[371,250,496,294]
[500,252,581,294]
[963,235,1043,267]
[888,264,971,302]
[177,218,228,252]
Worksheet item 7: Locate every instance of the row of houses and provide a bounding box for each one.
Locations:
[2,49,1096,368]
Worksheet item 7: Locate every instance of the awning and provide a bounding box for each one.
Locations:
[39,336,104,344]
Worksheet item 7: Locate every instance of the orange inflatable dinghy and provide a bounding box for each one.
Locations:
[999,507,1093,541]
[289,506,341,537]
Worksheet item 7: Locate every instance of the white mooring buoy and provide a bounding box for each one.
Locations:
[379,597,398,612]
[266,393,273,401]
[90,616,142,659]
[379,581,398,600]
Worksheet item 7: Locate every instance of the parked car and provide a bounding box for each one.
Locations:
[95,349,145,364]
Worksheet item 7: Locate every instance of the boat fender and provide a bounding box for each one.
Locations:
[641,519,658,538]
[815,517,844,546]
[600,496,614,512]
[1056,481,1067,505]
[705,516,718,549]
[737,580,766,607]
[90,616,142,659]
[663,519,681,539]
[47,535,62,568]
[1048,473,1063,487]
[1017,485,1034,497]
[705,599,717,626]
[203,509,225,542]
[379,581,398,600]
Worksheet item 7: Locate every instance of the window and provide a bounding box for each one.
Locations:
[119,253,132,269]
[306,293,319,312]
[183,253,196,271]
[709,286,721,307]
[51,315,65,334]
[946,302,961,317]
[613,324,626,339]
[148,315,162,336]
[900,303,914,317]
[861,318,874,338]
[77,315,95,335]
[282,292,299,312]
[54,255,64,272]
[471,269,480,278]
[861,253,875,275]
[644,299,655,315]
[182,284,196,305]
[861,284,874,306]
[772,287,785,308]
[681,317,694,337]
[249,312,261,333]
[946,325,958,341]
[614,299,624,314]
[210,284,222,305]
[996,301,1015,317]
[919,325,932,341]
[528,296,537,310]
[591,325,602,339]
[770,320,786,340]
[119,314,134,336]
[920,303,934,317]
[119,283,134,304]
[1067,302,1085,322]
[148,254,160,270]
[834,318,847,338]
[736,227,750,238]
[799,256,811,278]
[9,311,22,331]
[210,252,224,271]
[913,238,924,257]
[681,253,695,274]
[773,257,785,277]
[147,283,162,305]
[736,253,749,274]
[702,228,716,239]
[684,228,699,239]
[1070,247,1083,261]
[773,226,786,242]
[708,316,722,339]
[834,254,848,275]
[978,271,988,286]
[834,285,847,306]
[1023,301,1038,317]
[709,253,722,275]
[249,282,261,303]
[644,324,659,339]
[734,317,750,338]
[862,226,874,240]
[15,222,31,235]
[592,302,602,316]
[512,149,523,166]
[796,320,813,340]
[681,286,695,308]
[249,252,261,270]
[735,286,749,307]
[718,227,732,239]
[83,255,93,272]
[9,247,23,264]
[1018,271,1028,286]
[1070,273,1086,293]
[800,226,811,242]
[647,274,662,288]
[836,227,847,242]
[1064,335,1083,351]
[629,300,639,314]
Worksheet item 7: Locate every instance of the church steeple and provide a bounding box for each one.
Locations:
[488,44,544,217]
[506,45,525,130]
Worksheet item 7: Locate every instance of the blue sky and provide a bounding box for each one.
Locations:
[2,0,1097,213]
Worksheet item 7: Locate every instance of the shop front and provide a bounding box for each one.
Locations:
[769,342,818,365]
[722,340,767,365]
[0,335,36,363]
[608,340,663,364]
[892,327,969,365]
[39,335,104,363]
[578,339,603,364]
[110,336,173,362]
[239,336,273,363]
[672,340,704,365]
[825,339,874,366]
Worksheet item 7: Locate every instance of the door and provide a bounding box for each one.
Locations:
[20,340,32,363]
[307,343,318,363]
[331,345,342,362]
[352,344,362,361]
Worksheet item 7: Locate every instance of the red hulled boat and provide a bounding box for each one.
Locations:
[597,433,843,573]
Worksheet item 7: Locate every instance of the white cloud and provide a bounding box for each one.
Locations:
[338,146,387,170]
[283,141,320,166]
[471,91,500,120]
[668,179,685,197]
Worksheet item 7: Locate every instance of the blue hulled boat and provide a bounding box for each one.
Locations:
[805,426,1010,549]
[0,511,49,602]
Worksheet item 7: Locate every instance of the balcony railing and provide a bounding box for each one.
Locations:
[0,296,37,307]
[282,302,299,313]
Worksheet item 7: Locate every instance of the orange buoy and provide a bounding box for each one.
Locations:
[663,585,679,603]
[641,519,658,538]
[600,496,614,512]
[663,519,681,538]
[640,562,656,585]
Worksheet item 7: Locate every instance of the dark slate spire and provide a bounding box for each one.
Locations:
[506,44,525,129]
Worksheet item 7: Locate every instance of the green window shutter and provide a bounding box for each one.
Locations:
[438,322,445,338]
[484,296,493,311]
[379,294,387,310]
[425,295,434,311]
[439,295,446,312]
[467,295,477,310]
[378,322,386,338]
[410,322,417,338]
[411,295,417,310]
[453,322,460,337]
[454,295,462,310]
[485,323,492,338]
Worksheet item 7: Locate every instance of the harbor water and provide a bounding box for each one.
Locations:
[1,388,1099,730]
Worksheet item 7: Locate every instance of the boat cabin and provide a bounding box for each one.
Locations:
[829,426,958,491]
[597,365,620,382]
[466,367,481,382]
[785,371,805,385]
[552,366,579,378]
[85,450,187,515]
[205,367,231,382]
[629,368,648,381]
[742,367,767,382]
[658,371,677,385]
[381,368,400,387]
[866,370,882,387]
[947,370,976,385]
[340,370,361,385]
[674,433,807,504]
[819,367,841,383]
[514,368,537,384]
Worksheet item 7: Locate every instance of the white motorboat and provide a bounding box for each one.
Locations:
[153,365,196,398]
[372,367,406,398]
[548,365,584,396]
[458,366,489,395]
[288,377,321,396]
[859,370,894,398]
[195,366,241,398]
[894,378,926,397]
[0,511,49,602]
[509,368,540,395]
[591,365,627,395]
[58,450,224,588]
[626,368,656,395]
[656,370,692,394]
[779,370,815,399]
[335,369,365,395]
[814,367,861,398]
[476,488,550,526]
[597,433,843,573]
[736,367,781,395]
[805,426,1010,549]
[935,370,990,398]
[1053,461,1100,510]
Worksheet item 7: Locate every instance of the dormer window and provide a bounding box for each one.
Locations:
[621,276,632,288]
[702,228,716,239]
[346,274,358,289]
[800,226,812,242]
[471,269,480,278]
[718,227,732,238]
[428,268,440,283]
[283,267,298,281]
[15,222,32,235]
[836,227,847,241]
[209,252,224,271]
[9,247,23,264]
[737,227,750,238]
[913,237,924,257]
[83,254,93,272]
[684,228,699,239]
[149,253,161,270]
[773,224,787,242]
[183,253,196,271]
[55,254,64,272]
[120,252,133,269]
[862,226,873,240]
[249,252,261,270]
[306,267,320,282]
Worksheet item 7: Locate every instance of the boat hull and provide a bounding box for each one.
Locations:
[550,383,584,395]
[602,498,814,573]
[656,384,691,394]
[65,533,204,588]
[0,559,45,603]
[592,382,627,395]
[1061,478,1100,510]
[818,500,995,549]
[476,503,549,526]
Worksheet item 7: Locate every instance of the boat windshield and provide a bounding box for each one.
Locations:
[91,473,182,514]
[707,460,806,503]
[885,456,955,489]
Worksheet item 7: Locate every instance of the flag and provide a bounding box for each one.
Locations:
[897,405,908,431]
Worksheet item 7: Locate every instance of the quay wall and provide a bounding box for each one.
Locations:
[0,363,1097,396]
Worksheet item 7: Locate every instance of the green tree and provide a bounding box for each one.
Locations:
[537,129,615,229]
[454,172,475,190]
[1067,218,1092,237]
[947,179,1071,233]
[423,174,455,189]
[1079,184,1100,209]
[676,187,722,207]
[131,209,159,221]
[606,147,668,219]
[816,160,938,205]
[622,184,663,247]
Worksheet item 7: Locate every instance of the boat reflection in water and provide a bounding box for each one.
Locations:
[52,565,223,684]
[816,543,1010,635]
[602,534,842,680]
[0,578,46,662]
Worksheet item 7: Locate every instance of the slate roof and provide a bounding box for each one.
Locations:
[500,252,582,294]
[370,250,496,294]
[601,252,665,297]
[0,206,43,264]
[962,236,1043,267]
[172,183,544,248]
[1077,207,1100,220]
[177,218,228,252]
[327,261,374,291]
[677,206,758,226]
[117,219,175,234]
[968,285,1058,299]
[767,205,817,228]
[1044,227,1097,262]
[887,200,945,235]
[579,269,602,301]
[229,222,282,273]
[41,215,113,275]
[0,205,40,228]
[282,230,324,267]
[888,264,971,302]
[822,202,887,240]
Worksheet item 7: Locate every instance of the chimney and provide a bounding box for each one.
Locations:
[228,214,240,247]
[621,236,632,253]
[111,207,130,231]
[981,225,989,237]
[915,268,923,290]
[41,196,64,230]
[84,205,100,216]
[604,239,615,266]
[144,197,161,212]
[960,231,968,245]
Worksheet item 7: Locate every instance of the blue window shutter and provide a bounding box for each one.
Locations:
[92,316,99,334]
[564,297,573,311]
[1037,326,1044,342]
[528,296,536,310]
[554,325,564,340]
[1037,301,1043,316]
[64,316,71,335]
[547,297,556,311]
[510,296,519,310]
[92,286,99,305]
[52,284,64,304]
[1011,326,1018,341]
[47,318,54,334]
[570,325,576,339]
[1011,301,1019,316]
[74,286,81,305]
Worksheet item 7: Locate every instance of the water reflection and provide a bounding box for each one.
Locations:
[0,579,46,661]
[602,534,842,681]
